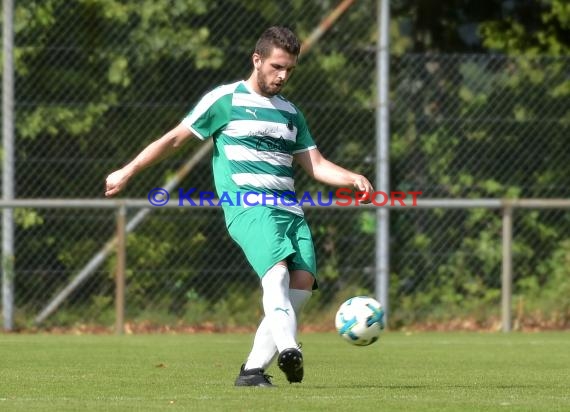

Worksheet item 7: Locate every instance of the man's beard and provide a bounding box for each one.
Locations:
[257,72,282,96]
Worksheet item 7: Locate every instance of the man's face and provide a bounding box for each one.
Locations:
[253,47,297,97]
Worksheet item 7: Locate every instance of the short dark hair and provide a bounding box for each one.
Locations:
[254,26,300,58]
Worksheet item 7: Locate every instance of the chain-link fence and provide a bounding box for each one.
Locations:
[2,1,570,331]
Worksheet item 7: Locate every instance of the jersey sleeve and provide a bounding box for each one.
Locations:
[291,109,317,154]
[181,88,232,140]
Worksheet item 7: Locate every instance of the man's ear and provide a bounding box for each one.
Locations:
[252,53,262,69]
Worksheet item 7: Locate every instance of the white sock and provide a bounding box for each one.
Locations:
[261,264,297,352]
[244,317,275,370]
[289,289,312,326]
[244,288,312,370]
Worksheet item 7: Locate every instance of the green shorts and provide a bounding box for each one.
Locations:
[227,207,318,288]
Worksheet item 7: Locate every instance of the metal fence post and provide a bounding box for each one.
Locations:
[2,0,15,332]
[376,0,391,326]
[501,203,513,332]
[115,204,127,335]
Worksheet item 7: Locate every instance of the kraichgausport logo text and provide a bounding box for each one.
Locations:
[147,188,422,207]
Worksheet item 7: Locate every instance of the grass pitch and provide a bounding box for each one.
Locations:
[1,332,569,411]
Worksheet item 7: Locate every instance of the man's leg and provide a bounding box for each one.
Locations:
[244,270,313,371]
[234,263,293,388]
[259,265,310,383]
[231,209,316,385]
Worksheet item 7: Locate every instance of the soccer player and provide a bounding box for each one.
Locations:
[105,26,374,387]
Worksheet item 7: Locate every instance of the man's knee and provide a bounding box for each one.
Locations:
[262,263,289,290]
[289,270,314,291]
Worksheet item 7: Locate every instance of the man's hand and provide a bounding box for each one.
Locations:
[353,175,374,204]
[105,169,131,197]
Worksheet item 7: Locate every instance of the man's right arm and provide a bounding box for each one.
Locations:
[105,123,194,197]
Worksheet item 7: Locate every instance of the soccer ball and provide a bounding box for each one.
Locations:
[335,296,385,346]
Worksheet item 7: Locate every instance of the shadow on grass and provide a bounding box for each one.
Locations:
[309,384,542,390]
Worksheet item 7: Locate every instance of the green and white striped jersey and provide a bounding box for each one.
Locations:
[182,80,316,224]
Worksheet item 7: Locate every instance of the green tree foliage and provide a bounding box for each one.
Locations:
[480,0,570,55]
[6,0,569,328]
[9,0,378,326]
[477,0,570,327]
[388,0,570,327]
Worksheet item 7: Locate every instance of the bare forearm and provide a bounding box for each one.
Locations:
[295,149,374,196]
[311,158,361,187]
[123,133,178,177]
[121,126,191,178]
[105,124,192,197]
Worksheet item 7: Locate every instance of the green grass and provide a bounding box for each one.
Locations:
[1,332,569,411]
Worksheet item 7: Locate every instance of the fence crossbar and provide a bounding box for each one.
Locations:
[2,198,570,332]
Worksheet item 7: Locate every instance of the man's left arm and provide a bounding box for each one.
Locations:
[294,148,374,196]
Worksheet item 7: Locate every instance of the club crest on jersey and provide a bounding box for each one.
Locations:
[287,116,294,131]
[255,135,287,152]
